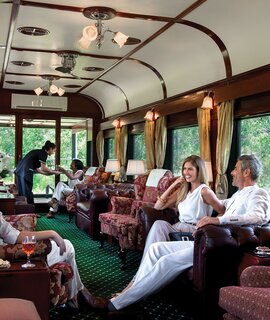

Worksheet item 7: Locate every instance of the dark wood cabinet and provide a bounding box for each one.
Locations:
[0,261,50,320]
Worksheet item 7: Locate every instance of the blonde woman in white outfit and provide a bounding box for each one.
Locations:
[142,155,225,260]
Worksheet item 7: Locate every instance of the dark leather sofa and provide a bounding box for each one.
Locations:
[139,206,270,320]
[75,183,135,240]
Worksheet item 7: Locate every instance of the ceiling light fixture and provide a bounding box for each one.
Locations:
[201,92,214,109]
[34,75,65,96]
[79,6,129,49]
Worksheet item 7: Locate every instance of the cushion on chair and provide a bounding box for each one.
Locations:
[219,286,270,320]
[145,169,169,187]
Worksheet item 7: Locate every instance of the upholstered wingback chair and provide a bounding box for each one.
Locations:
[2,214,74,308]
[219,265,270,320]
[99,169,174,269]
[65,166,110,221]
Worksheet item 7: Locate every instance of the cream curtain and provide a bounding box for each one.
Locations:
[197,108,212,162]
[144,120,155,170]
[96,130,104,166]
[215,100,234,199]
[155,116,167,168]
[114,127,121,161]
[114,127,122,181]
[119,125,128,181]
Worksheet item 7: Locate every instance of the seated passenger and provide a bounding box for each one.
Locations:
[0,212,107,310]
[87,154,270,315]
[47,159,84,218]
[143,155,224,260]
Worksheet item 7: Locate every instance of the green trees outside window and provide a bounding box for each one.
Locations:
[171,126,200,175]
[241,116,270,192]
[133,134,146,160]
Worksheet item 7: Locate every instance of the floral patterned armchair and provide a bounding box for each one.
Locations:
[99,169,174,269]
[2,214,74,308]
[219,265,270,320]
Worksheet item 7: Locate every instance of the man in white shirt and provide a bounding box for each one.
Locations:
[94,154,270,312]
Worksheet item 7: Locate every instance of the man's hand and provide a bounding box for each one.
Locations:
[196,216,220,229]
[53,233,66,255]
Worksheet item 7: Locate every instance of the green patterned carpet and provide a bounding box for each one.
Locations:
[36,213,195,320]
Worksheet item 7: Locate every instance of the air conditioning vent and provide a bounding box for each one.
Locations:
[11,94,68,112]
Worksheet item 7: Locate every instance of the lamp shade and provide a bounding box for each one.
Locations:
[201,95,213,109]
[204,161,213,182]
[126,160,146,176]
[113,32,128,48]
[57,87,65,96]
[144,109,159,121]
[83,25,98,41]
[105,159,120,173]
[112,118,121,128]
[34,87,43,96]
[78,36,92,49]
[49,84,58,94]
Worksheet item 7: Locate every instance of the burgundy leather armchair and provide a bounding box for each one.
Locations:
[139,206,270,320]
[75,183,135,240]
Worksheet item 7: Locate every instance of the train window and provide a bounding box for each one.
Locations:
[133,133,146,160]
[240,115,270,192]
[171,126,200,175]
[104,137,115,163]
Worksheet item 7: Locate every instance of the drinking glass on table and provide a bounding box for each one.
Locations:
[21,235,36,268]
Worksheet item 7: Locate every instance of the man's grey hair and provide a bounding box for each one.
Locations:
[238,154,262,181]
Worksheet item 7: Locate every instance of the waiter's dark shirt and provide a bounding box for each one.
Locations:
[15,149,48,182]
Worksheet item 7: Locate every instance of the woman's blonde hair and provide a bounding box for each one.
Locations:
[176,155,209,205]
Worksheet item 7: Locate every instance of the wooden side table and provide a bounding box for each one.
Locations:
[238,251,270,280]
[0,260,50,320]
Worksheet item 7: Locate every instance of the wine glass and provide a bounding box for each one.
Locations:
[21,235,36,268]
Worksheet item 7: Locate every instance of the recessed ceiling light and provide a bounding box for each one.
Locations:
[64,84,82,88]
[83,67,105,72]
[112,37,141,45]
[5,81,24,85]
[11,61,34,67]
[17,26,50,36]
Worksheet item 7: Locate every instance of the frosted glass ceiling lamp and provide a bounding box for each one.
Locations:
[34,87,43,96]
[34,75,65,96]
[79,7,129,50]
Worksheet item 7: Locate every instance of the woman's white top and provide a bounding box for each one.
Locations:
[67,169,84,189]
[177,184,213,224]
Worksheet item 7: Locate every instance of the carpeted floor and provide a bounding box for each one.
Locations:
[36,213,195,320]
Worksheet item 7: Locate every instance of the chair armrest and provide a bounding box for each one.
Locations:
[4,213,37,231]
[240,265,270,287]
[138,205,179,237]
[0,239,52,261]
